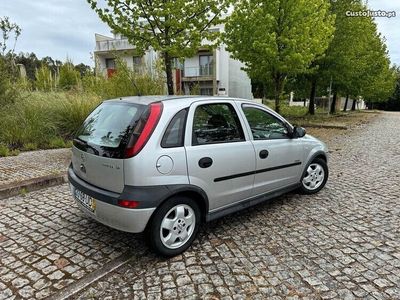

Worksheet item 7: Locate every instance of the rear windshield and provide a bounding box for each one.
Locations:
[74,101,145,156]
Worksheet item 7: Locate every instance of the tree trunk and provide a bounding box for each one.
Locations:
[351,98,357,111]
[273,73,285,114]
[330,91,337,114]
[343,94,349,112]
[163,52,174,95]
[308,77,317,115]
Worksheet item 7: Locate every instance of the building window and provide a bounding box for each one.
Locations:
[105,58,115,69]
[199,55,213,76]
[200,88,213,96]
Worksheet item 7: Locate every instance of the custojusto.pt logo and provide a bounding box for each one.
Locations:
[346,10,396,18]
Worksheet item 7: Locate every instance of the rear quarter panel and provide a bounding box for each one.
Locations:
[123,100,191,187]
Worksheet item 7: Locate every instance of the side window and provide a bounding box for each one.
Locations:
[243,106,289,140]
[161,109,188,148]
[192,103,245,146]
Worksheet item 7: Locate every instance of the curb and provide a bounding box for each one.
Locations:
[301,123,348,130]
[0,173,68,200]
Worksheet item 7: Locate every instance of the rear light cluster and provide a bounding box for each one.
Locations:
[124,102,163,158]
[118,200,140,209]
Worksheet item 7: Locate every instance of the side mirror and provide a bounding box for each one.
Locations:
[293,126,306,138]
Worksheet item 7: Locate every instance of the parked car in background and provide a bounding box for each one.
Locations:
[68,96,329,256]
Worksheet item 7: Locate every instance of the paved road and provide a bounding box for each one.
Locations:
[1,112,399,299]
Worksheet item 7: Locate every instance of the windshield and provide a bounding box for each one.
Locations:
[75,101,145,151]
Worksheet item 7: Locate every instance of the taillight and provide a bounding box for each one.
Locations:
[124,102,163,158]
[118,200,140,209]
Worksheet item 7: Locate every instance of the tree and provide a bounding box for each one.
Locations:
[0,17,21,105]
[75,63,92,77]
[87,0,230,95]
[304,0,395,114]
[0,16,21,56]
[223,0,334,113]
[385,67,400,111]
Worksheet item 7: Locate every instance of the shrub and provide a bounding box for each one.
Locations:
[35,64,54,91]
[47,137,66,149]
[22,142,38,151]
[59,60,80,90]
[0,144,9,157]
[0,57,19,106]
[53,92,101,139]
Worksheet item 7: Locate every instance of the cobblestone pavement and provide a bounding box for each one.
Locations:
[0,149,71,187]
[1,112,399,299]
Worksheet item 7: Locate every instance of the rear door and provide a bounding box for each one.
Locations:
[240,104,304,196]
[185,100,256,211]
[72,101,145,193]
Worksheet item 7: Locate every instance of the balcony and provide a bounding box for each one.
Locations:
[95,39,134,52]
[182,65,214,80]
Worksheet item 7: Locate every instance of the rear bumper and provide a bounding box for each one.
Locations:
[68,166,155,233]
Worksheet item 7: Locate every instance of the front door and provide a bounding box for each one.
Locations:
[241,104,304,196]
[185,101,256,211]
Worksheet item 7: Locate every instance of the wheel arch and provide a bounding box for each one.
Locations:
[302,150,328,177]
[149,185,209,223]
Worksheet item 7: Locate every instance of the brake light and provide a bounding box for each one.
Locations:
[124,102,163,158]
[118,200,140,209]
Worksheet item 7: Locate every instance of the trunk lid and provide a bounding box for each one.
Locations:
[72,101,146,193]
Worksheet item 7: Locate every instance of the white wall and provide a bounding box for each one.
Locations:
[228,57,252,99]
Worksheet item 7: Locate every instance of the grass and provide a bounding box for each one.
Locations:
[0,91,101,156]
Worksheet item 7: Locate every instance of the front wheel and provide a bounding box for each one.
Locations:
[299,158,328,194]
[147,196,200,257]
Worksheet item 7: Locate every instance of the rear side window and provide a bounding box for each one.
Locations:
[192,103,245,146]
[161,109,188,148]
[74,102,145,157]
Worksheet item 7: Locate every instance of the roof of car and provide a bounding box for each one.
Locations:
[103,95,255,106]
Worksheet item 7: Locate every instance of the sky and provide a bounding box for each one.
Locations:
[0,0,399,67]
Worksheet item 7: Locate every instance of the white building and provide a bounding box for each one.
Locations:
[94,25,253,99]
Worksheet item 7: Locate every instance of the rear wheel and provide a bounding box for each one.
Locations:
[299,158,328,194]
[147,196,200,257]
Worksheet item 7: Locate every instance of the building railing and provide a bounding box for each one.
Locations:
[95,39,134,52]
[183,65,214,77]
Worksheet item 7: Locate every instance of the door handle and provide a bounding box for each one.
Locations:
[199,157,213,168]
[259,150,269,159]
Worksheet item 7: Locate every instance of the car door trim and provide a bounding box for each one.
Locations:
[206,182,301,222]
[214,161,302,182]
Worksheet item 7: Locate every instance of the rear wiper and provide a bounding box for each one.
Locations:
[73,138,99,155]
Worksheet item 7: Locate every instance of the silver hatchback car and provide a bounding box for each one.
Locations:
[68,96,328,256]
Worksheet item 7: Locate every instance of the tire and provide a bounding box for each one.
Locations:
[146,196,201,257]
[299,158,329,194]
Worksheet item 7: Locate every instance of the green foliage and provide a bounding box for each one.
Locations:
[22,142,38,151]
[84,58,166,99]
[0,92,101,150]
[59,60,80,90]
[35,64,54,92]
[47,137,67,149]
[385,67,400,111]
[0,16,21,55]
[0,143,9,157]
[87,0,230,94]
[0,57,19,105]
[302,0,396,112]
[53,92,102,139]
[224,0,335,113]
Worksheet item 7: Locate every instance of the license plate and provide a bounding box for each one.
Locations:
[74,188,96,213]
